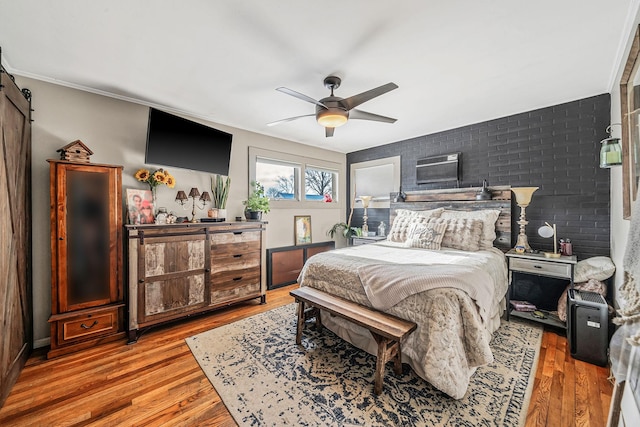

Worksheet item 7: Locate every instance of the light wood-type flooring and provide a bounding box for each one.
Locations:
[0,284,612,426]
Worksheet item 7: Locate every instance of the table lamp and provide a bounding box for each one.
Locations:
[511,187,538,252]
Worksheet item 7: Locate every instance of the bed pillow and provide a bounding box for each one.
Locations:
[431,217,484,251]
[387,208,444,242]
[573,256,616,283]
[439,209,500,250]
[403,220,448,249]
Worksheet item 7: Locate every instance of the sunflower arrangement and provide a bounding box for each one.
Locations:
[134,168,176,189]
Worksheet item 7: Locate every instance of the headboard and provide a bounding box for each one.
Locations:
[390,186,512,252]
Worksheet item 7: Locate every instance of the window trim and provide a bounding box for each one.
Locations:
[249,147,343,209]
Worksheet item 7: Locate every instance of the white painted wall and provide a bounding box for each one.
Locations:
[15,76,345,348]
[609,2,640,309]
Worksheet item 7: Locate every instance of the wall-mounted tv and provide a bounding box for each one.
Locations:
[145,108,233,175]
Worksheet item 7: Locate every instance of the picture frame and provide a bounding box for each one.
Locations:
[126,188,155,225]
[294,215,312,245]
[620,24,640,219]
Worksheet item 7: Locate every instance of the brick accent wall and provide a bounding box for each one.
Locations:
[347,94,611,260]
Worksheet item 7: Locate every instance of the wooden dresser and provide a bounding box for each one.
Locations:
[125,221,266,342]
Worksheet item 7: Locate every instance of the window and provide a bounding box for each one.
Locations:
[350,156,400,208]
[305,166,336,201]
[249,147,342,208]
[256,158,300,200]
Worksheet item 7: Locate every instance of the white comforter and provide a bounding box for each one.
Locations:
[297,241,508,399]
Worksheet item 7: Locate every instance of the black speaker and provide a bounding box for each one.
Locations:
[567,289,609,366]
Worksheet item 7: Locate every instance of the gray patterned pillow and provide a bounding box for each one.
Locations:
[387,208,444,242]
[403,220,448,249]
[431,217,484,251]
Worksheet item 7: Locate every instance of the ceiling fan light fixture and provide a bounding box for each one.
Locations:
[316,109,348,128]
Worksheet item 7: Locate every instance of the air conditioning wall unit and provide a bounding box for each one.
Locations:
[416,152,460,185]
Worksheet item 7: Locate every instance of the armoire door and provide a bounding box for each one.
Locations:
[0,63,33,407]
[53,163,121,312]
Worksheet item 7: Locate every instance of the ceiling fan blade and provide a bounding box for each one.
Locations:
[341,82,398,111]
[349,109,397,123]
[267,114,315,127]
[325,127,335,137]
[276,87,327,108]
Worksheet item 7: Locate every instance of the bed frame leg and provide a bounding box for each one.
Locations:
[295,300,305,345]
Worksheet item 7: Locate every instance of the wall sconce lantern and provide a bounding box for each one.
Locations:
[599,125,622,168]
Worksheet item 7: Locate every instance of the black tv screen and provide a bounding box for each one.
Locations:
[145,108,233,175]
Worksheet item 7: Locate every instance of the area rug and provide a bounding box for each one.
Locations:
[186,304,543,426]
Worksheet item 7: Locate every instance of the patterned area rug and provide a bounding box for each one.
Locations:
[186,304,542,426]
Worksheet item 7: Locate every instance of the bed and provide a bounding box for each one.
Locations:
[297,187,512,399]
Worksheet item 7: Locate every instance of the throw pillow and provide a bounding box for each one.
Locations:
[387,208,444,243]
[573,256,616,283]
[432,217,484,251]
[403,220,448,250]
[440,209,501,250]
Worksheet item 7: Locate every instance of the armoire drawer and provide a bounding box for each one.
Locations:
[51,307,121,345]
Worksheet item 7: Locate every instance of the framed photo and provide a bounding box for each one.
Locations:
[294,215,312,245]
[126,189,155,225]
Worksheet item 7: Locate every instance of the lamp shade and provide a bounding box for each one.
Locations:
[317,109,348,128]
[200,191,211,202]
[511,187,538,207]
[175,190,188,202]
[360,195,373,208]
[188,187,200,198]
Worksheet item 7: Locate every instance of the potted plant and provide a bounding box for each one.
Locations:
[327,223,362,239]
[243,181,270,220]
[209,174,230,220]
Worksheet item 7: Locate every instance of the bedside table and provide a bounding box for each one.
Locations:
[352,235,387,246]
[505,249,577,329]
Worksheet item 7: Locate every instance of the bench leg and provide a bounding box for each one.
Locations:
[371,333,404,395]
[295,300,305,345]
[393,341,403,375]
[372,334,392,395]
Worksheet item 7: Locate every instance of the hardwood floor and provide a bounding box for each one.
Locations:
[0,284,612,426]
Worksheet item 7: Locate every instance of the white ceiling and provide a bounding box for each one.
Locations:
[0,1,637,153]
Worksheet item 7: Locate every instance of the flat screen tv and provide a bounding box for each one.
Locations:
[145,108,233,175]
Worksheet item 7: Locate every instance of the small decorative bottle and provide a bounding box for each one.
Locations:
[378,221,386,237]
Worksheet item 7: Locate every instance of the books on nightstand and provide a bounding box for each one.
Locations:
[510,300,536,312]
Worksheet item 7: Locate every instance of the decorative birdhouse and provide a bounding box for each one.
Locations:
[57,140,93,163]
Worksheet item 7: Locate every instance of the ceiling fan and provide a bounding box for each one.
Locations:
[268,76,398,137]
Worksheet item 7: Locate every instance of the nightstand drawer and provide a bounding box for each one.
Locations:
[509,258,572,279]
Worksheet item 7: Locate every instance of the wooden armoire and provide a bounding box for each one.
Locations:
[0,59,33,406]
[47,160,126,359]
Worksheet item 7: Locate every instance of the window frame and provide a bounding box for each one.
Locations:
[249,147,343,209]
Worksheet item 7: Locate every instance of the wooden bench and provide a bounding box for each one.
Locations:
[290,286,417,395]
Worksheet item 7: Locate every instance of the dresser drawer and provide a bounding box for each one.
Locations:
[210,230,261,256]
[54,307,121,344]
[509,258,572,279]
[211,251,261,273]
[211,267,261,304]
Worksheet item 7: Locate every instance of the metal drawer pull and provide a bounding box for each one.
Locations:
[233,254,242,258]
[81,320,98,329]
[233,231,243,235]
[534,265,542,269]
[233,277,243,281]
